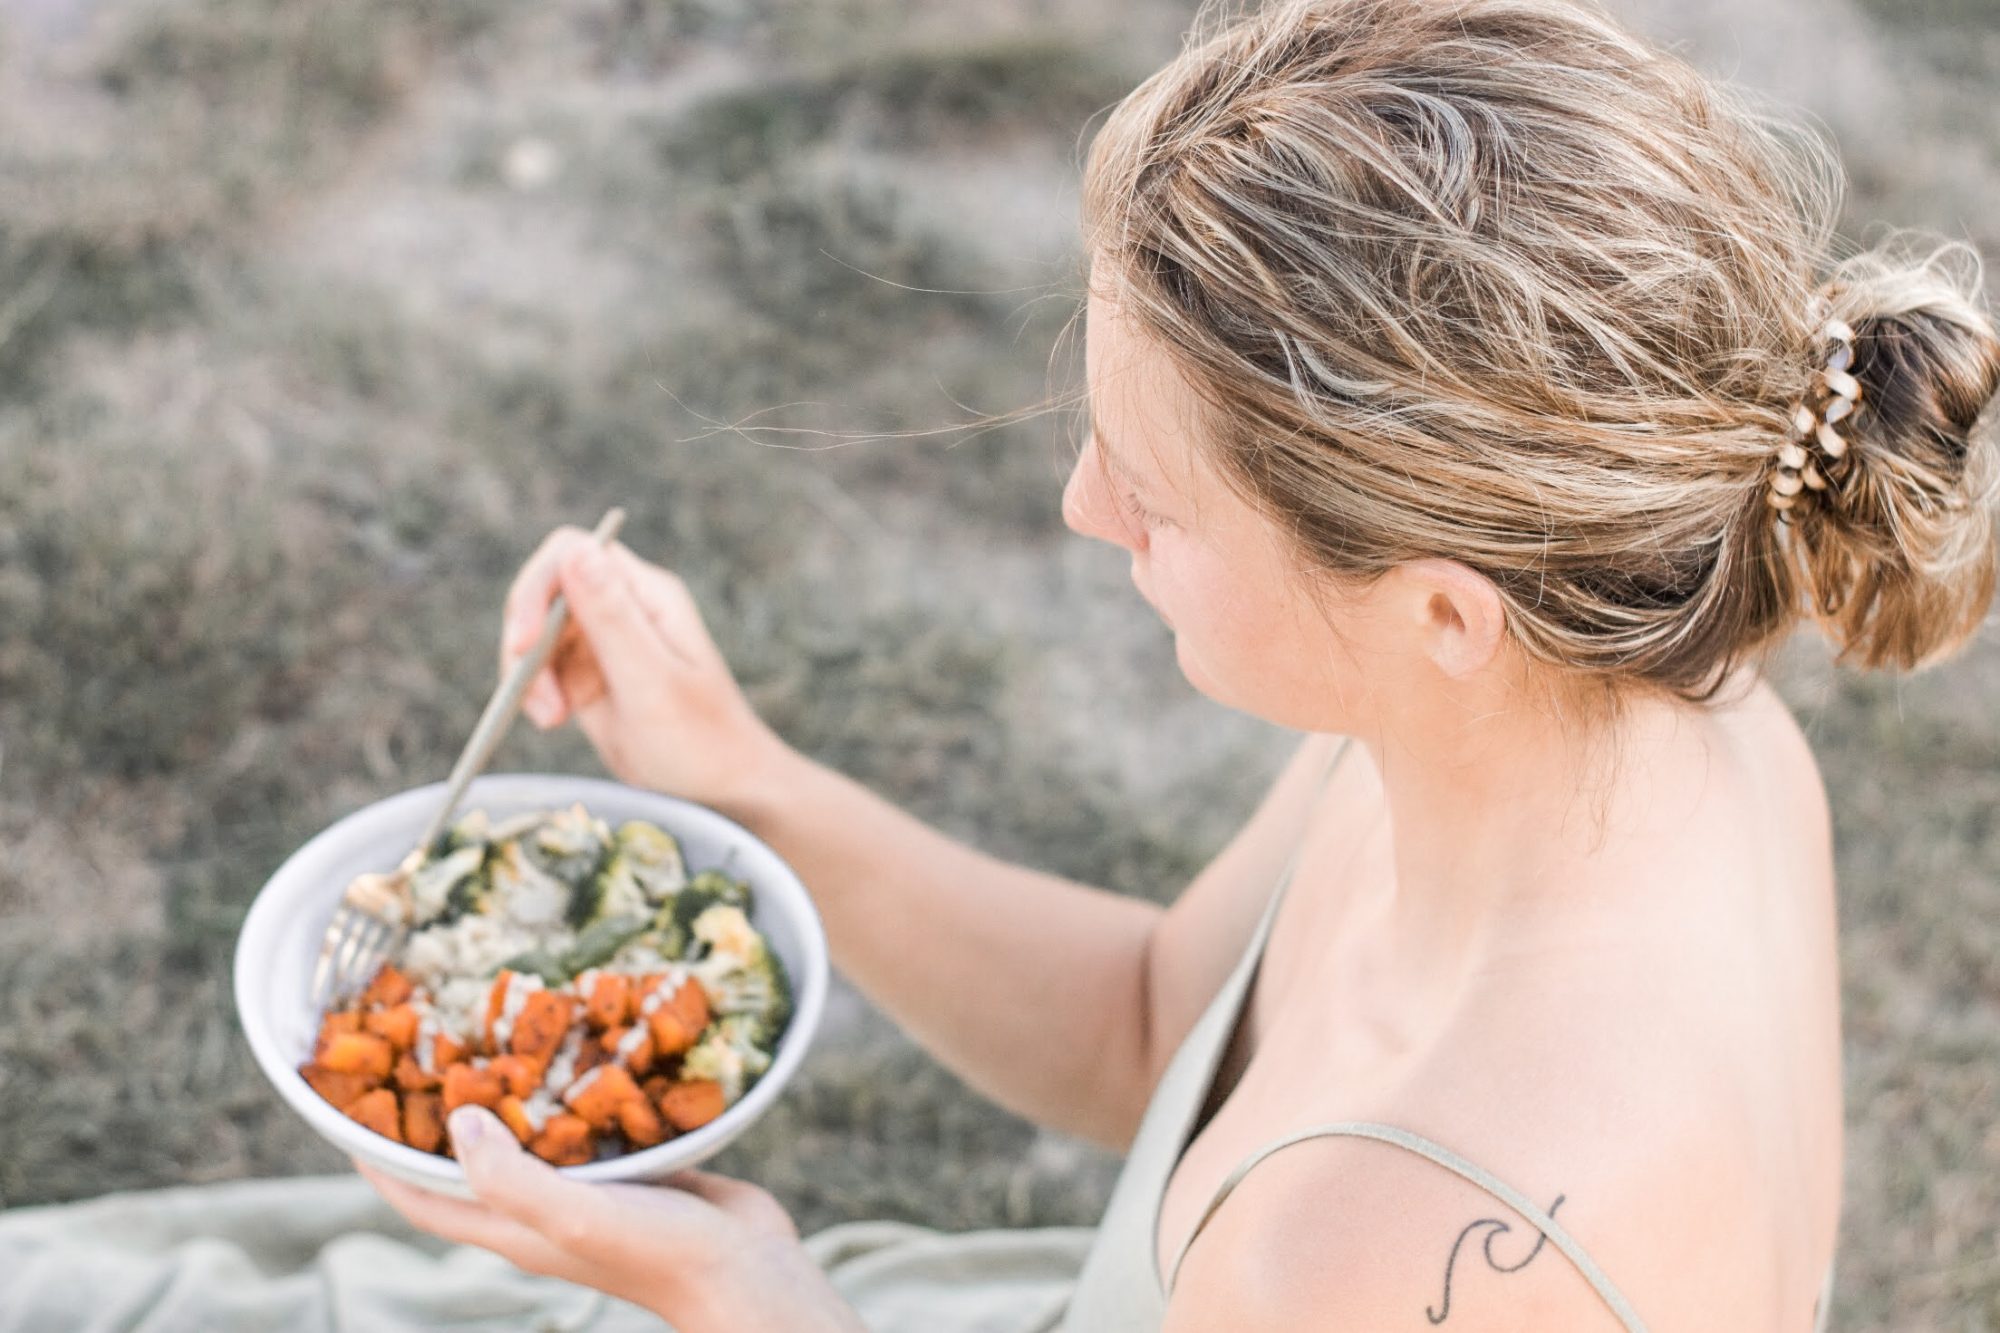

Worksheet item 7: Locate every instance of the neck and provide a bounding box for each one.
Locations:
[1348,669,1707,998]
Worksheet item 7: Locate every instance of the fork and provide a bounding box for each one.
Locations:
[308,507,627,1010]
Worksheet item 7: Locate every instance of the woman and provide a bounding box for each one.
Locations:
[358,0,2000,1329]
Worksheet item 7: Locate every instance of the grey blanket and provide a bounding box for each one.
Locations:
[0,1176,1092,1333]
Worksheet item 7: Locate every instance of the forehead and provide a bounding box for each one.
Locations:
[1084,274,1209,491]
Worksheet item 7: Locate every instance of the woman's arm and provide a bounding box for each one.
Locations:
[504,528,1335,1147]
[727,752,1166,1146]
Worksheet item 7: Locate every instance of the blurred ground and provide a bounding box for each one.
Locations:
[0,0,1993,1328]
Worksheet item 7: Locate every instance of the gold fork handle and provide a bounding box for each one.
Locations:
[412,507,627,855]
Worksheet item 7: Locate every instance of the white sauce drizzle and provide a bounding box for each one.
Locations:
[491,971,544,1051]
[527,1028,588,1132]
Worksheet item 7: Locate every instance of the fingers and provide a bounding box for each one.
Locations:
[662,1168,799,1241]
[354,1158,583,1282]
[555,543,677,704]
[504,528,721,736]
[503,526,595,726]
[661,1167,756,1205]
[608,546,725,672]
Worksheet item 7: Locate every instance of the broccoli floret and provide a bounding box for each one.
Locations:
[658,871,753,948]
[686,904,791,1046]
[691,903,760,963]
[525,806,612,897]
[439,810,491,856]
[409,845,488,924]
[681,1014,774,1104]
[690,945,792,1047]
[616,821,688,901]
[571,850,646,928]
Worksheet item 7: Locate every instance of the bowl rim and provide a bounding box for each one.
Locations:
[233,772,828,1186]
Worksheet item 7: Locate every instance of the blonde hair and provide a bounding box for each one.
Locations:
[1083,0,2000,699]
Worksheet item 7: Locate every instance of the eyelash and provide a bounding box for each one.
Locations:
[1124,490,1171,530]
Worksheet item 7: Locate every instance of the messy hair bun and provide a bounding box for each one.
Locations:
[1781,242,2000,670]
[1084,0,2000,699]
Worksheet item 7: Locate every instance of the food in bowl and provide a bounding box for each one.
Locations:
[297,804,791,1165]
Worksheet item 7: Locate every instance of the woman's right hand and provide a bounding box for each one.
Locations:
[500,528,789,812]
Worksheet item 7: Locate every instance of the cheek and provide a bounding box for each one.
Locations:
[1147,538,1346,723]
[1143,540,1260,650]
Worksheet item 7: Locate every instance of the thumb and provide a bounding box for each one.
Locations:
[558,545,674,701]
[449,1106,594,1241]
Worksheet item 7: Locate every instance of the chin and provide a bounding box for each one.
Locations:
[1173,633,1234,709]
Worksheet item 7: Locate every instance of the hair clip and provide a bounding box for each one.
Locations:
[1770,313,1863,518]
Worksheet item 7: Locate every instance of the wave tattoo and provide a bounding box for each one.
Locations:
[1425,1193,1567,1325]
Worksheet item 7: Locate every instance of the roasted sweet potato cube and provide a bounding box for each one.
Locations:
[441,1062,504,1114]
[647,1009,699,1057]
[509,991,576,1064]
[432,1032,469,1070]
[482,971,519,1050]
[617,1094,668,1148]
[601,1024,656,1075]
[573,1040,609,1078]
[314,1010,363,1058]
[318,1032,394,1083]
[301,1062,377,1112]
[562,1064,642,1133]
[496,1095,535,1144]
[529,1114,595,1167]
[488,1054,545,1099]
[393,1052,440,1092]
[403,1090,446,1153]
[364,1004,421,1056]
[669,978,710,1034]
[361,963,415,1010]
[583,973,631,1031]
[657,1078,726,1132]
[345,1088,403,1143]
[641,1074,674,1105]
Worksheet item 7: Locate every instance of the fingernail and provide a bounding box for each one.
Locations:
[448,1107,486,1150]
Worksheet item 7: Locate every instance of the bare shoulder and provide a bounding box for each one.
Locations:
[1161,1128,1630,1333]
[1717,677,1831,828]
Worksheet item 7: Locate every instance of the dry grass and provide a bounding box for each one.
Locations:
[0,0,1994,1327]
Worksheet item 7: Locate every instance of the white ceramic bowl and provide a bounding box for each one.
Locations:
[235,773,827,1196]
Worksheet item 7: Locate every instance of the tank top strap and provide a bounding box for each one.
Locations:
[1230,736,1355,962]
[1235,736,1354,963]
[1165,1121,1648,1333]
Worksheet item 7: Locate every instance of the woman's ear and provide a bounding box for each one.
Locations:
[1399,559,1508,679]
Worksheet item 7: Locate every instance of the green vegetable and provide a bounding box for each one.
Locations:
[616,821,688,901]
[682,1015,774,1103]
[668,870,753,942]
[497,913,652,985]
[687,904,791,1046]
[561,913,653,975]
[495,947,567,986]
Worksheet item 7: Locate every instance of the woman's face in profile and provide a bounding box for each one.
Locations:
[1062,274,1385,732]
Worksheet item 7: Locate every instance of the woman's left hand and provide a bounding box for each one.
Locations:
[356,1106,864,1333]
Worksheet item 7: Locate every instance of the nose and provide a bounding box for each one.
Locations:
[1062,437,1134,550]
